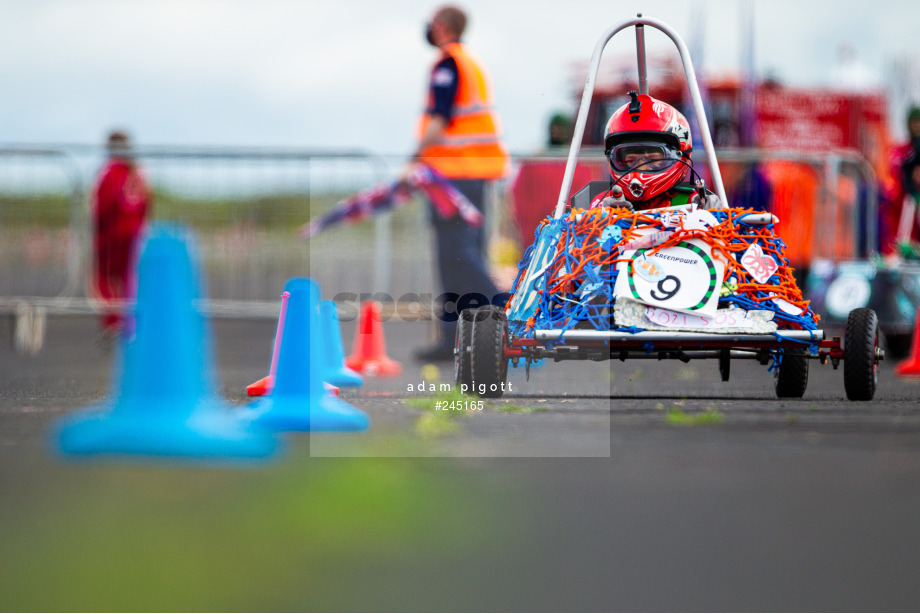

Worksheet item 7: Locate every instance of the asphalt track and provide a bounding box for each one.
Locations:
[2,315,920,610]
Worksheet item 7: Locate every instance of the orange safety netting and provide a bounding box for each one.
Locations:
[507,206,819,338]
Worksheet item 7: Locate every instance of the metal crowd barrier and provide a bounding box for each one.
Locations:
[0,148,85,300]
[0,145,433,353]
[508,148,880,267]
[0,145,879,354]
[713,149,879,263]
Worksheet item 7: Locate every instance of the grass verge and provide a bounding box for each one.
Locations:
[0,447,490,611]
[665,407,725,426]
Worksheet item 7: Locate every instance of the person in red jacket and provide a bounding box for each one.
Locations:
[881,106,920,256]
[91,131,151,343]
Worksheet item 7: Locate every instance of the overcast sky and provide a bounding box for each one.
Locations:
[1,0,919,154]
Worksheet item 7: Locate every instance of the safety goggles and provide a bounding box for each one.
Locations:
[607,142,679,173]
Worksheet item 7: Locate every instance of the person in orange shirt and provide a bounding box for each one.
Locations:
[407,5,510,361]
[91,130,152,346]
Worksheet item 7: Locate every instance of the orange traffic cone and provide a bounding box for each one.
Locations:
[247,375,273,396]
[246,291,291,397]
[894,306,920,378]
[324,382,340,397]
[345,301,402,377]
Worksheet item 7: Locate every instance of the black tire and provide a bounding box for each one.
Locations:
[454,309,474,394]
[844,308,879,401]
[774,350,809,398]
[470,305,509,398]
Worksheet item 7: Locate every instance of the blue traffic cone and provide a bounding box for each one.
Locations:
[54,224,279,460]
[246,278,369,432]
[321,300,363,388]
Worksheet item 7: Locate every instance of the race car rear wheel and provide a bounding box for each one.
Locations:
[844,307,879,401]
[470,305,509,399]
[774,350,809,398]
[454,309,474,394]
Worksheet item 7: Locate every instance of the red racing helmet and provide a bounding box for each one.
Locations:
[603,91,692,202]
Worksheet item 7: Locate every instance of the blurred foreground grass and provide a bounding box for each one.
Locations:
[0,444,498,611]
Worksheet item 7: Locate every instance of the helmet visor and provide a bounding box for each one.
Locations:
[608,142,679,173]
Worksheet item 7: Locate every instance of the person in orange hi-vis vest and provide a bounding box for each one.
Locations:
[90,130,152,348]
[406,5,510,362]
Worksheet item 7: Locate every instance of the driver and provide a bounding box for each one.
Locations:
[590,91,720,211]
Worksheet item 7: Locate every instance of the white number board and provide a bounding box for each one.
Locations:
[614,231,724,316]
[645,306,761,330]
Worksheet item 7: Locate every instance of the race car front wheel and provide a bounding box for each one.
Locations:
[844,307,880,401]
[470,305,509,399]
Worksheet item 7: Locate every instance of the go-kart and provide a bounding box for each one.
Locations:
[455,14,882,401]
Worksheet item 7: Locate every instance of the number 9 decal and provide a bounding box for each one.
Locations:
[649,275,681,301]
[626,241,718,311]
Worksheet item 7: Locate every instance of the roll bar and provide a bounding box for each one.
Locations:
[554,14,727,218]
